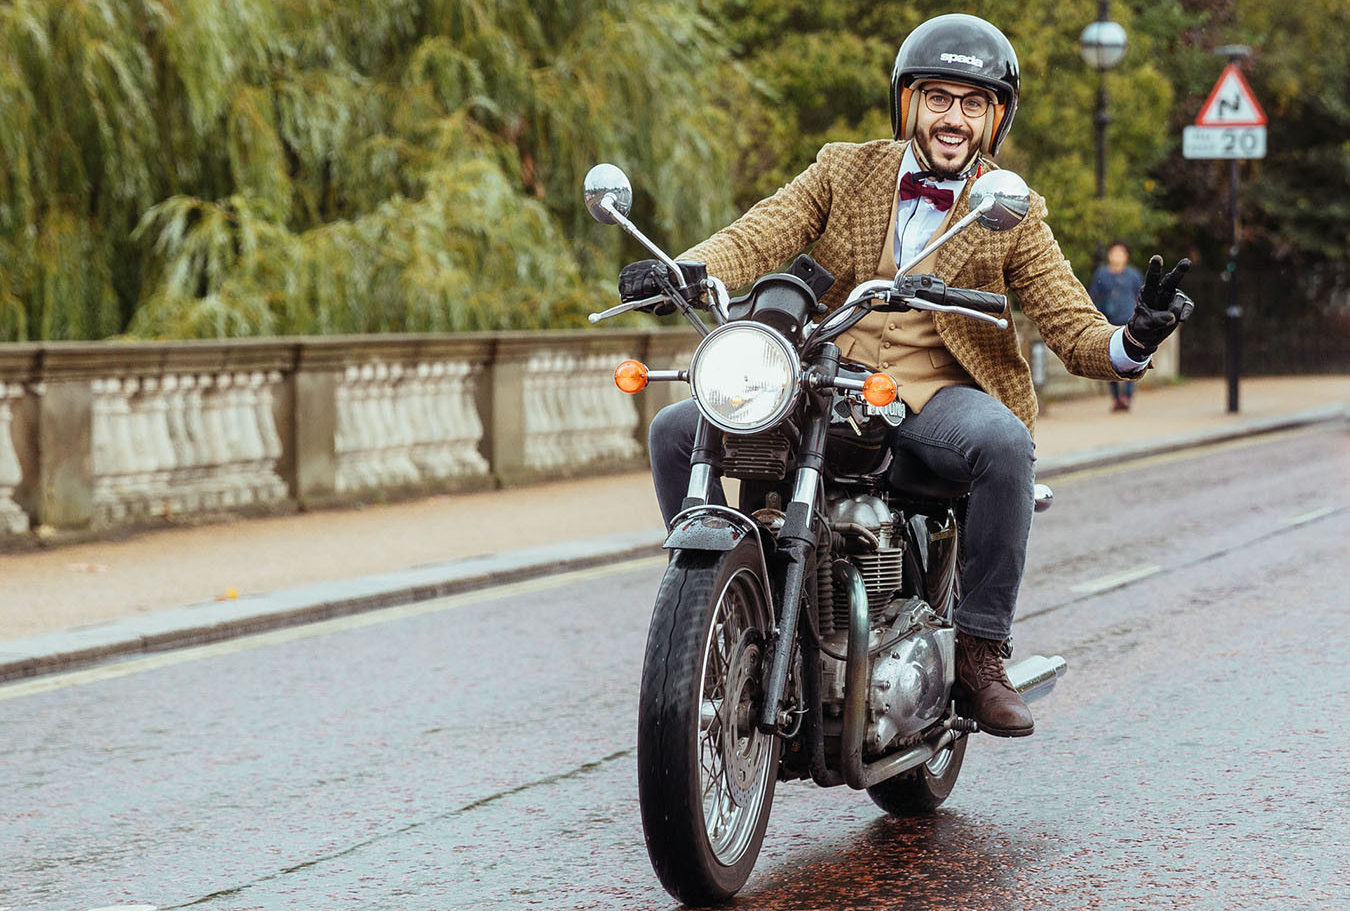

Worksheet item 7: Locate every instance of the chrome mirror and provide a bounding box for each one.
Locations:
[584,163,633,225]
[970,170,1031,231]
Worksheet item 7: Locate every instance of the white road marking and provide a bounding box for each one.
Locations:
[0,556,667,702]
[1281,505,1336,527]
[1069,564,1163,595]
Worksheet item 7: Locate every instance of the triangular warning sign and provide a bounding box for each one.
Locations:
[1196,64,1267,127]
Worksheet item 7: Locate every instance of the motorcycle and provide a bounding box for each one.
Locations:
[584,162,1067,905]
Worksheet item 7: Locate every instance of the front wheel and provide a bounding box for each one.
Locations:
[638,543,780,905]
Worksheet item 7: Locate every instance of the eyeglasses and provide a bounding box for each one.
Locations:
[920,88,991,118]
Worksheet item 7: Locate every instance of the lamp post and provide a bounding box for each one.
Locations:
[1079,5,1127,201]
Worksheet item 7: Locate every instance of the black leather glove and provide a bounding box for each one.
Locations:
[1122,255,1195,361]
[618,259,707,314]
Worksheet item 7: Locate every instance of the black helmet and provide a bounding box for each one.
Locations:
[890,14,1020,156]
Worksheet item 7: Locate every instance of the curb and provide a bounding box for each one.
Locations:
[0,531,666,684]
[1,403,1342,684]
[1034,403,1346,477]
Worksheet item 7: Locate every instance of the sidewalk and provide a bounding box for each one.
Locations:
[1,374,1345,681]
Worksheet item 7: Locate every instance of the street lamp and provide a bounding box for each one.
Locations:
[1079,5,1127,200]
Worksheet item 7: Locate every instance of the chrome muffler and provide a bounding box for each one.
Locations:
[1007,653,1068,704]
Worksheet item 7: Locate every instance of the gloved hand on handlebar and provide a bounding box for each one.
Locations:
[619,259,708,314]
[1122,255,1195,361]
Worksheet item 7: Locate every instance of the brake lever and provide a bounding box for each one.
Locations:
[896,296,1010,330]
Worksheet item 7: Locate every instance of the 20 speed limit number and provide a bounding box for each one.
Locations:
[1182,125,1267,160]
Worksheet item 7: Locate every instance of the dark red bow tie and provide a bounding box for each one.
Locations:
[898,171,954,212]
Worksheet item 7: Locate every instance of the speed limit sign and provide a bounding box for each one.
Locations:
[1185,63,1267,159]
[1182,125,1266,159]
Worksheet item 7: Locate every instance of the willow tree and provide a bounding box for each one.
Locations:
[0,0,741,340]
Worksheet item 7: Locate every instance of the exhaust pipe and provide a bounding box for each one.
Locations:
[1006,654,1068,704]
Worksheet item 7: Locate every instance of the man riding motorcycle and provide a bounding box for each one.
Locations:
[622,13,1194,737]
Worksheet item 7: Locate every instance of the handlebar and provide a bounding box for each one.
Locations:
[916,283,1008,315]
[835,279,1010,330]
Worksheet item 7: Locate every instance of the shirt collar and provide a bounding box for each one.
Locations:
[897,144,970,196]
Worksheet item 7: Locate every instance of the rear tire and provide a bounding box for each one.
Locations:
[865,735,967,815]
[637,542,780,905]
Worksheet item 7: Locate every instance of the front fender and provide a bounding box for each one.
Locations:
[663,505,761,552]
[665,505,775,625]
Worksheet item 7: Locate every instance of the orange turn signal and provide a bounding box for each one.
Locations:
[614,359,650,394]
[862,373,898,407]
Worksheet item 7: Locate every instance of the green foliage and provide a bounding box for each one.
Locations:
[0,0,1340,341]
[0,0,739,340]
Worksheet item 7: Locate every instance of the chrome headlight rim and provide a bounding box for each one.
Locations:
[689,321,801,435]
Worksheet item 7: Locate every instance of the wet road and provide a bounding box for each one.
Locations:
[2,425,1346,911]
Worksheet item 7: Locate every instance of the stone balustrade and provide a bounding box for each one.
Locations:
[0,331,696,544]
[0,325,1172,545]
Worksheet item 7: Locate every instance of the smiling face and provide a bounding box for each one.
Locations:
[912,79,991,179]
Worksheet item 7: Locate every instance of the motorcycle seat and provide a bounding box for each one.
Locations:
[885,448,970,502]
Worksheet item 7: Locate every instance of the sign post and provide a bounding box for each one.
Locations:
[1183,50,1265,413]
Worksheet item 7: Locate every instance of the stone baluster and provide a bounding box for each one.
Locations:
[141,377,178,517]
[524,352,561,470]
[182,375,212,510]
[555,352,586,465]
[446,361,487,477]
[252,371,288,501]
[161,375,194,514]
[104,379,140,521]
[226,373,259,506]
[575,353,607,463]
[198,374,232,509]
[589,352,638,462]
[408,363,448,480]
[384,363,420,486]
[0,383,28,533]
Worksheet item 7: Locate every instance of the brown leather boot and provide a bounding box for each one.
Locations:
[955,633,1034,737]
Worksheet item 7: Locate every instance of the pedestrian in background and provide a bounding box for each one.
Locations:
[1088,241,1146,411]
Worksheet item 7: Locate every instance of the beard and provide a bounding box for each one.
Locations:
[915,122,978,180]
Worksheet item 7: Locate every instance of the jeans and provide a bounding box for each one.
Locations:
[648,386,1035,640]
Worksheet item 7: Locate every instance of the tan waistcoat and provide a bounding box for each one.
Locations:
[835,188,975,413]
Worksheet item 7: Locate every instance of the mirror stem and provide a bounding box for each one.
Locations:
[894,197,996,277]
[601,196,689,289]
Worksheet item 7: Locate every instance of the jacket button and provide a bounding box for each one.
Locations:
[888,323,896,330]
[881,362,890,369]
[883,341,891,349]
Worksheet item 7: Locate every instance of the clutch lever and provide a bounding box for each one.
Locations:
[588,294,668,324]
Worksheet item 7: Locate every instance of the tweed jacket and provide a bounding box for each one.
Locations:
[680,140,1137,437]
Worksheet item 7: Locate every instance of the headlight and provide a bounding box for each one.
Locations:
[689,323,800,434]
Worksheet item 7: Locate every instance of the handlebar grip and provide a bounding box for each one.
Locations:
[942,287,1008,314]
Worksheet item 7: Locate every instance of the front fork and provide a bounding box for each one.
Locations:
[678,347,841,735]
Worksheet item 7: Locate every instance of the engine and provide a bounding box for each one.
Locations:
[818,492,957,755]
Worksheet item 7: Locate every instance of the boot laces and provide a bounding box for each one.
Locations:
[969,639,1010,689]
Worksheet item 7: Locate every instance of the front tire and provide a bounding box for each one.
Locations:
[638,543,780,905]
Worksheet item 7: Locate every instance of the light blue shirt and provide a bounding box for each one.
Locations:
[894,147,1147,374]
[894,147,967,273]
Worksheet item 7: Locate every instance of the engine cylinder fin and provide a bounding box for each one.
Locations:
[854,548,906,616]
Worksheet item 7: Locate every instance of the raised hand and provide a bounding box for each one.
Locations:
[1122,256,1195,361]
